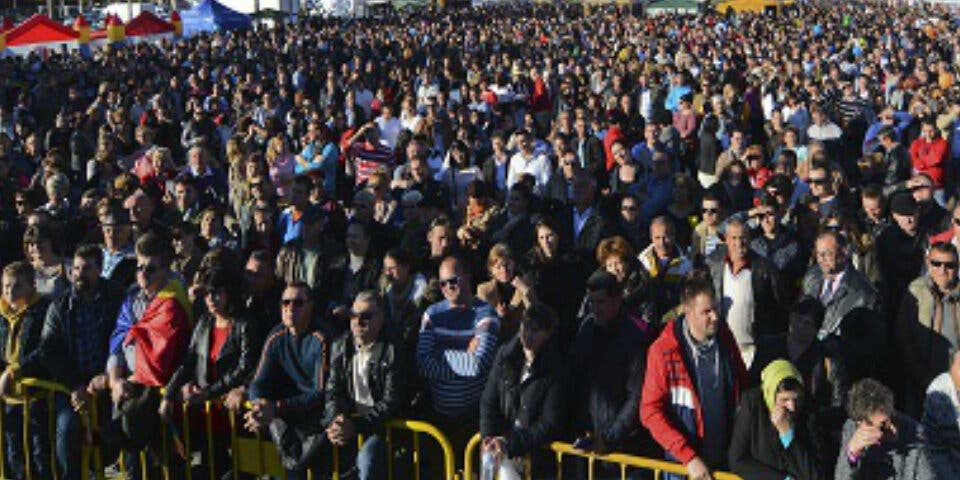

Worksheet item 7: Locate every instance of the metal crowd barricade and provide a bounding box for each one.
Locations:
[7,377,104,480]
[2,378,457,480]
[463,433,745,480]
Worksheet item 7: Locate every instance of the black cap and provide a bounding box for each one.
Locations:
[890,191,918,216]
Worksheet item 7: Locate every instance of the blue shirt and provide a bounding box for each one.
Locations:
[417,298,499,416]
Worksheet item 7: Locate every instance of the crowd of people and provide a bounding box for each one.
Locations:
[4,0,960,478]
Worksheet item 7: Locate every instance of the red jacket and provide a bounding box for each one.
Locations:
[909,136,948,187]
[640,318,748,464]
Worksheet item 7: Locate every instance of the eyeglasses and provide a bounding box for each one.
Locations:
[137,263,159,275]
[702,208,720,214]
[808,177,828,185]
[282,298,306,308]
[439,276,460,288]
[931,260,959,269]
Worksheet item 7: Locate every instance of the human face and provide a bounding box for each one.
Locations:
[350,298,384,346]
[428,226,451,257]
[684,292,718,342]
[757,207,778,234]
[650,223,674,259]
[204,287,228,317]
[136,255,167,292]
[71,255,101,294]
[725,223,749,261]
[808,169,830,198]
[893,211,918,236]
[537,226,559,258]
[861,411,896,442]
[520,321,551,358]
[702,201,721,226]
[863,197,882,221]
[774,389,800,416]
[928,250,959,292]
[587,289,621,327]
[815,236,845,276]
[605,256,629,283]
[730,132,744,149]
[2,273,34,307]
[620,198,640,223]
[490,257,515,283]
[382,255,409,286]
[345,224,369,256]
[280,286,311,330]
[438,260,466,304]
[611,143,628,165]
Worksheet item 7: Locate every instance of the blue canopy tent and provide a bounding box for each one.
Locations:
[180,0,252,36]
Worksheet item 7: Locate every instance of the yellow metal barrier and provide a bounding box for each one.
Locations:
[463,432,744,480]
[384,418,457,480]
[3,379,457,480]
[549,441,744,480]
[13,377,104,480]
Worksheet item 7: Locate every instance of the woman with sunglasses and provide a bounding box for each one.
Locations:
[160,267,256,479]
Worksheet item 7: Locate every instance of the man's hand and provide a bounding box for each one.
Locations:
[685,456,713,480]
[71,388,90,413]
[224,387,246,411]
[482,436,507,461]
[848,422,884,458]
[158,399,174,419]
[87,374,108,394]
[109,378,133,406]
[769,404,794,436]
[182,383,203,405]
[244,400,276,433]
[0,370,15,398]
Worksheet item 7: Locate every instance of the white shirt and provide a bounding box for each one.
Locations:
[821,270,846,303]
[376,116,402,149]
[352,343,375,407]
[506,151,552,195]
[722,263,755,351]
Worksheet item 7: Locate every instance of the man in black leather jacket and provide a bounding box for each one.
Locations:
[323,290,403,480]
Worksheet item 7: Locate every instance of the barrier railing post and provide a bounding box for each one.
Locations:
[412,430,420,480]
[160,418,170,480]
[228,408,240,480]
[182,402,193,480]
[91,394,104,480]
[0,397,5,479]
[205,401,215,480]
[23,396,33,480]
[47,393,57,480]
[385,427,394,480]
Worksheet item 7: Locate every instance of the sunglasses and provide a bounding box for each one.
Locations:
[808,178,828,185]
[439,276,460,288]
[702,208,720,214]
[351,310,376,322]
[137,263,159,275]
[931,260,959,269]
[282,298,306,308]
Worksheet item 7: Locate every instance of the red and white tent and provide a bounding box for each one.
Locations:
[4,14,80,55]
[125,11,175,41]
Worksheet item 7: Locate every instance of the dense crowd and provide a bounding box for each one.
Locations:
[4,0,960,478]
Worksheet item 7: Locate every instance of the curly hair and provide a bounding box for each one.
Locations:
[595,235,636,267]
[846,378,895,422]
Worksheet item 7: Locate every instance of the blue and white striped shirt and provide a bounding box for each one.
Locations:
[417,298,499,417]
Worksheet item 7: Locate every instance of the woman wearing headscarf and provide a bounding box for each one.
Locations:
[729,359,824,480]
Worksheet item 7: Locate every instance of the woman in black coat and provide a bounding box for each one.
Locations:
[160,267,256,479]
[729,359,824,480]
[480,302,564,479]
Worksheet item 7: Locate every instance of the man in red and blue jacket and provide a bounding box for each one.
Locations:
[641,275,748,480]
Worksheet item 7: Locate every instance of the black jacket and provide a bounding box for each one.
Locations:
[20,290,120,389]
[568,135,605,182]
[557,204,610,269]
[480,336,565,458]
[568,314,647,449]
[705,247,788,338]
[882,143,912,197]
[322,330,404,436]
[729,388,824,480]
[164,314,257,402]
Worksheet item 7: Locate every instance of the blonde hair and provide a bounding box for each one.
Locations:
[486,243,514,271]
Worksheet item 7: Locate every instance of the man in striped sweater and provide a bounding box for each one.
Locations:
[417,255,500,453]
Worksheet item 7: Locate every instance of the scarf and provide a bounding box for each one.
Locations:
[0,294,41,370]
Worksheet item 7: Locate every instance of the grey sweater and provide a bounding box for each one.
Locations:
[834,414,935,480]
